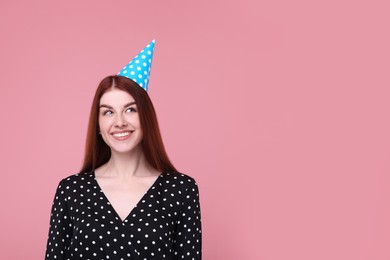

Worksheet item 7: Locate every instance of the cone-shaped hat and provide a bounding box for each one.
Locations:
[118,40,155,91]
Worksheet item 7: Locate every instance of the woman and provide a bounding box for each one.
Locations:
[45,42,202,260]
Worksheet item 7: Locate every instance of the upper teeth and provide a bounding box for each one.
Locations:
[113,132,130,137]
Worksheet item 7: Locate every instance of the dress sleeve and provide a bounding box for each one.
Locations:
[45,179,73,260]
[173,178,202,260]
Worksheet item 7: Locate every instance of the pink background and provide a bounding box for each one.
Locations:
[1,0,389,259]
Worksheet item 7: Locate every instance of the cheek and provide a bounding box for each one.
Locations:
[98,118,103,130]
[98,117,111,131]
[136,118,142,128]
[98,119,110,144]
[125,114,141,127]
[134,114,141,126]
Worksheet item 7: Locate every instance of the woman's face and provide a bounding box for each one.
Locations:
[98,89,142,155]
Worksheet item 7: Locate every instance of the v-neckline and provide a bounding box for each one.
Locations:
[91,170,163,223]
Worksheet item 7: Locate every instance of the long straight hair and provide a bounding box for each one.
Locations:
[80,75,176,173]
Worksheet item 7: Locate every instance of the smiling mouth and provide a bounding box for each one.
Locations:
[112,131,133,138]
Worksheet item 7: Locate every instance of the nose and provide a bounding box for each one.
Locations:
[115,114,128,127]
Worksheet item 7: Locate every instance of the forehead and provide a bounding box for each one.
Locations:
[99,89,135,106]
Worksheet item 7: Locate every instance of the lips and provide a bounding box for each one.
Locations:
[111,131,133,140]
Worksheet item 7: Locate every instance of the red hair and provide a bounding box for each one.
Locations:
[80,75,176,173]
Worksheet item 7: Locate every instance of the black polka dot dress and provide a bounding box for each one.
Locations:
[45,171,202,260]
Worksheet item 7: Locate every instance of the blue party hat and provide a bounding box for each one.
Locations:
[118,40,155,91]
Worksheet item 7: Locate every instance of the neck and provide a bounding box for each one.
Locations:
[103,146,153,178]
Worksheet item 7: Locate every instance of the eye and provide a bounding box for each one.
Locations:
[125,107,137,113]
[102,110,113,115]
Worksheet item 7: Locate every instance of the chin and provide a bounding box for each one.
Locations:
[110,144,142,155]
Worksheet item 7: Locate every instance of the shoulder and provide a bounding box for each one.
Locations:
[160,172,201,208]
[56,172,94,190]
[160,171,200,193]
[161,171,198,184]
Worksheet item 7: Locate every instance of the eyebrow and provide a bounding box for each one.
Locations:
[99,102,136,109]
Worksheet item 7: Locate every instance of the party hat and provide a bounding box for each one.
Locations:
[118,40,155,91]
